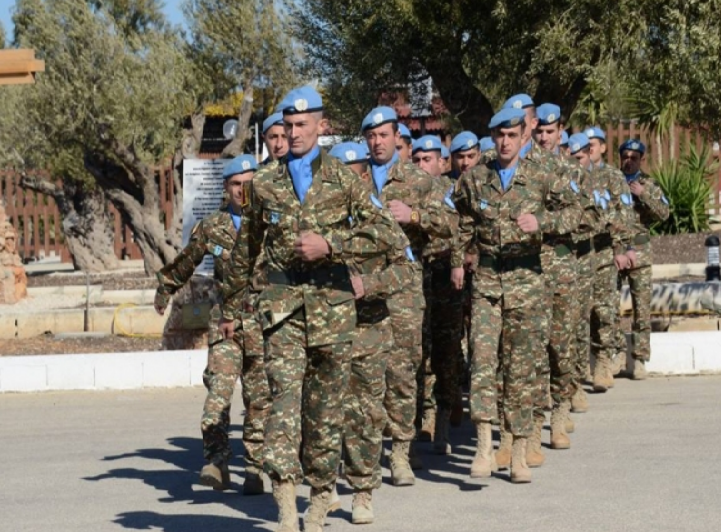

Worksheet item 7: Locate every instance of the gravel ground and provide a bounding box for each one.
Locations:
[27,270,157,291]
[0,334,162,356]
[651,232,718,265]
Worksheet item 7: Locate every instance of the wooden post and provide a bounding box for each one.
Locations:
[0,49,45,86]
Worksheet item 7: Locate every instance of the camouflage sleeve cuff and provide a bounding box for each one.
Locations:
[154,289,171,309]
[536,210,553,233]
[325,232,344,261]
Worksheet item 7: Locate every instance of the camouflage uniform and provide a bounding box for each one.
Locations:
[155,209,270,471]
[617,171,669,363]
[222,150,398,490]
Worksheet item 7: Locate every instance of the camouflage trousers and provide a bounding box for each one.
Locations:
[263,312,351,489]
[343,315,391,491]
[591,247,620,367]
[385,268,425,442]
[574,245,595,383]
[469,265,547,437]
[617,244,652,362]
[418,266,436,420]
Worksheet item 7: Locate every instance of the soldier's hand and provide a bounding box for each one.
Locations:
[350,276,365,300]
[464,252,477,272]
[153,291,168,316]
[626,249,639,269]
[516,213,539,233]
[628,182,645,196]
[154,303,166,316]
[218,318,235,340]
[388,200,412,224]
[294,231,331,261]
[614,254,630,271]
[451,267,465,290]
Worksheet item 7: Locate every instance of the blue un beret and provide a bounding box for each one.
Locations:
[619,139,646,155]
[277,85,323,115]
[398,123,412,140]
[412,135,443,154]
[450,131,479,154]
[262,112,284,134]
[536,103,561,126]
[502,93,535,110]
[328,142,369,165]
[479,136,494,152]
[441,145,450,159]
[223,154,258,179]
[583,126,606,141]
[560,131,569,147]
[488,108,526,130]
[567,133,590,155]
[362,106,398,132]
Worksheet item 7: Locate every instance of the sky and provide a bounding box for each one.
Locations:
[0,0,186,44]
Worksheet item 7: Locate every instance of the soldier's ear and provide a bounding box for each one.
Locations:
[317,117,329,135]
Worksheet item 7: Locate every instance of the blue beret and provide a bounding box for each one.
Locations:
[560,131,569,146]
[441,145,450,158]
[488,108,526,129]
[619,139,646,155]
[502,93,534,110]
[567,133,590,155]
[412,135,443,154]
[277,85,323,115]
[479,136,494,152]
[361,106,397,131]
[262,112,284,134]
[328,142,368,165]
[223,154,257,179]
[398,123,412,140]
[536,103,561,125]
[450,131,479,154]
[583,126,606,141]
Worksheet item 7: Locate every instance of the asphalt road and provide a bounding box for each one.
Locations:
[2,376,720,532]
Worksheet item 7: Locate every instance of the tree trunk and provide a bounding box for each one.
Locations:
[18,174,119,272]
[221,72,256,157]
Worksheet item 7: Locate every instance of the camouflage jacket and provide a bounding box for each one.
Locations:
[591,163,635,256]
[423,175,460,260]
[155,209,236,309]
[626,170,670,237]
[221,149,399,347]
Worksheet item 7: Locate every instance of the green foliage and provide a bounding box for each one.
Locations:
[650,145,719,235]
[0,20,6,47]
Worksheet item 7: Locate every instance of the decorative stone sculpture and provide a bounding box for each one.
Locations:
[0,205,28,304]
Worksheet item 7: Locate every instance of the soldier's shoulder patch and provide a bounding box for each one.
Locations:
[444,185,456,209]
[211,244,224,257]
[479,199,489,210]
[570,180,580,194]
[621,193,633,206]
[405,246,416,262]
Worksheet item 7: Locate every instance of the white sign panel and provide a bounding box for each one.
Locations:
[182,159,229,275]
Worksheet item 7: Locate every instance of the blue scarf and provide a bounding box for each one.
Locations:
[495,161,518,191]
[370,152,399,196]
[520,141,533,159]
[624,171,641,183]
[228,205,241,231]
[288,145,320,204]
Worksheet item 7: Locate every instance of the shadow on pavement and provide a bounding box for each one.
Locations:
[114,511,270,532]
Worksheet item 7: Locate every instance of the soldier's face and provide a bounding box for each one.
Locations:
[452,148,480,174]
[588,138,606,164]
[492,126,524,165]
[533,123,561,152]
[620,150,643,175]
[264,125,289,160]
[412,151,443,177]
[284,112,325,157]
[572,148,591,169]
[225,172,254,211]
[523,108,539,144]
[396,138,412,162]
[365,123,399,165]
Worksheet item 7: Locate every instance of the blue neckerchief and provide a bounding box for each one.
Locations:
[596,160,605,169]
[553,146,560,155]
[586,164,593,172]
[520,141,533,159]
[288,145,320,204]
[624,171,641,183]
[228,205,242,231]
[370,152,399,195]
[495,161,518,191]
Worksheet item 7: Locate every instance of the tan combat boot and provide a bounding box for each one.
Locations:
[243,468,264,496]
[571,387,589,413]
[550,400,571,450]
[495,423,512,470]
[408,440,423,470]
[351,489,374,525]
[632,358,648,380]
[199,461,230,491]
[510,436,532,484]
[612,351,627,376]
[389,441,415,486]
[433,408,451,455]
[304,487,331,532]
[565,413,575,434]
[272,479,299,532]
[470,421,497,478]
[593,358,614,392]
[526,415,545,468]
[419,408,436,442]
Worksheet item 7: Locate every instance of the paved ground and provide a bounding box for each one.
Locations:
[2,376,721,532]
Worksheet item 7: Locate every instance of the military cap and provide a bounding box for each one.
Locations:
[362,106,397,131]
[278,85,323,115]
[619,139,646,155]
[536,103,561,125]
[583,126,606,141]
[450,131,479,154]
[441,145,450,159]
[223,154,257,179]
[502,93,535,110]
[488,108,526,130]
[398,123,412,140]
[412,135,443,154]
[262,112,284,134]
[479,136,494,152]
[568,133,590,155]
[328,142,369,165]
[560,131,569,147]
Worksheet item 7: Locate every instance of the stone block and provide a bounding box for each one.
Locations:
[143,351,191,387]
[0,364,47,392]
[15,309,85,338]
[47,356,96,390]
[94,354,144,389]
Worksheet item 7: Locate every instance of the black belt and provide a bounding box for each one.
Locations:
[576,239,592,258]
[267,265,350,287]
[478,254,541,272]
[634,234,651,246]
[593,234,612,252]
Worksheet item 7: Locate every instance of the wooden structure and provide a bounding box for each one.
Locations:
[0,49,45,86]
